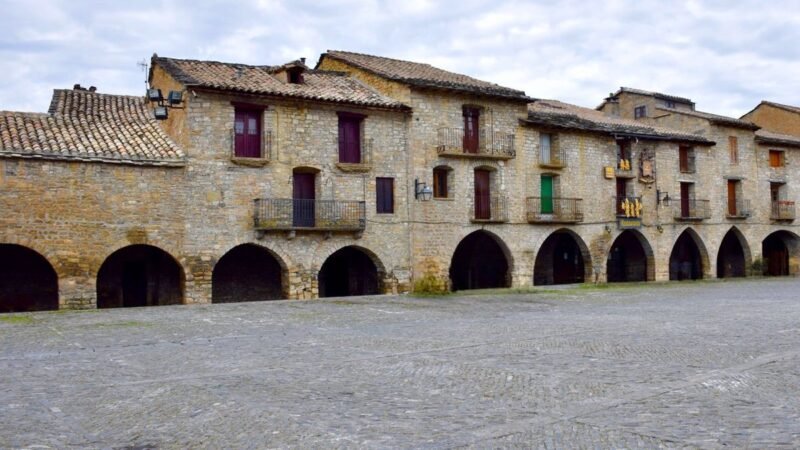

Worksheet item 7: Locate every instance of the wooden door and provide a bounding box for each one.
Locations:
[292,173,315,227]
[541,175,554,214]
[474,170,491,220]
[338,117,361,163]
[463,108,480,154]
[727,180,737,216]
[234,109,261,157]
[680,183,690,217]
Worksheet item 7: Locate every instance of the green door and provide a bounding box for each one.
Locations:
[541,175,554,214]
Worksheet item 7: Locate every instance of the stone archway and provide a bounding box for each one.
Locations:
[97,245,185,308]
[717,228,750,278]
[534,230,591,285]
[212,244,286,303]
[669,229,708,281]
[607,230,654,282]
[0,244,59,313]
[762,230,800,276]
[449,230,511,291]
[318,246,382,297]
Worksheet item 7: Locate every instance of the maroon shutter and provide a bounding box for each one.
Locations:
[338,116,362,163]
[474,170,490,219]
[292,173,316,227]
[234,109,261,157]
[680,183,690,217]
[463,108,480,154]
[376,178,394,213]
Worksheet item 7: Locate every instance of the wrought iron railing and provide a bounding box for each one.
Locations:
[436,128,515,158]
[526,197,583,223]
[726,199,751,218]
[615,196,643,218]
[337,138,373,166]
[674,198,711,220]
[231,130,272,160]
[771,200,796,221]
[470,195,509,222]
[539,145,567,168]
[254,198,366,230]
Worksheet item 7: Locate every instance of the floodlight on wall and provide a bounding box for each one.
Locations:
[154,106,169,120]
[147,88,163,102]
[414,178,433,201]
[167,90,183,106]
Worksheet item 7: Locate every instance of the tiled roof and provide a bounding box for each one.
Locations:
[605,87,695,105]
[320,50,531,101]
[655,107,760,130]
[0,89,184,166]
[742,100,800,118]
[526,99,714,145]
[152,56,409,110]
[755,129,800,148]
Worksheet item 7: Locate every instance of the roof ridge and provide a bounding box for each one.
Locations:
[155,55,277,70]
[327,50,435,68]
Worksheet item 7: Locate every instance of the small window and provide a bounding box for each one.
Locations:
[433,167,450,198]
[679,145,695,173]
[664,100,676,108]
[634,105,647,119]
[376,177,394,213]
[540,133,560,165]
[338,113,365,163]
[728,136,739,165]
[233,108,262,158]
[287,68,304,84]
[769,150,785,168]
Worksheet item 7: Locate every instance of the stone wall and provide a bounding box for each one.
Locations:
[743,104,800,137]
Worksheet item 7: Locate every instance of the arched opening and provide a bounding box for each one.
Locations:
[319,246,381,297]
[669,229,706,281]
[450,230,511,291]
[762,231,799,276]
[212,244,285,303]
[717,228,749,278]
[97,245,184,309]
[0,244,58,313]
[534,230,590,285]
[607,230,654,282]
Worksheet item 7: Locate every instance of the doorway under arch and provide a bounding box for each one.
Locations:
[669,229,707,281]
[762,231,799,276]
[607,230,654,282]
[97,245,185,308]
[0,244,59,313]
[449,230,511,291]
[534,230,590,285]
[212,244,285,303]
[717,228,750,278]
[318,246,382,297]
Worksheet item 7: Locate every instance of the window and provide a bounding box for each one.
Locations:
[463,107,481,153]
[233,108,262,158]
[634,105,647,119]
[338,112,365,163]
[728,136,739,164]
[769,150,785,168]
[727,180,741,216]
[664,100,676,108]
[539,133,561,166]
[287,68,304,84]
[617,140,632,168]
[376,177,394,213]
[679,146,695,173]
[433,167,450,198]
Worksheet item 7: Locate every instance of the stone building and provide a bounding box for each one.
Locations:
[742,101,800,137]
[1,55,799,313]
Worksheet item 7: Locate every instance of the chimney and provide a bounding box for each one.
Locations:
[89,86,97,93]
[300,57,306,65]
[73,84,83,90]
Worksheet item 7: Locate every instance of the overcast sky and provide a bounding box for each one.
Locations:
[1,0,799,117]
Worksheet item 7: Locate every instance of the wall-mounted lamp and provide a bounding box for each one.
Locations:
[153,106,168,120]
[147,88,184,120]
[167,90,183,105]
[656,189,671,207]
[147,88,163,102]
[414,179,433,201]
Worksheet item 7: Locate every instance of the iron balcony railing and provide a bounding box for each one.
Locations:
[526,197,583,223]
[436,128,515,158]
[470,195,509,223]
[615,196,643,218]
[726,199,751,218]
[337,137,373,166]
[539,145,567,168]
[674,198,711,220]
[254,198,366,231]
[771,200,796,221]
[231,129,272,160]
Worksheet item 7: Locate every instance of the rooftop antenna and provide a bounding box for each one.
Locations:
[137,59,149,86]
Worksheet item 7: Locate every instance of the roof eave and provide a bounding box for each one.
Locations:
[192,86,411,112]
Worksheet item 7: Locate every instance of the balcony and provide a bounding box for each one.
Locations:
[254,198,366,231]
[436,128,515,159]
[539,146,567,169]
[726,199,751,219]
[615,196,643,218]
[771,201,796,221]
[336,138,373,173]
[674,198,711,220]
[527,197,583,223]
[231,130,272,166]
[470,195,509,223]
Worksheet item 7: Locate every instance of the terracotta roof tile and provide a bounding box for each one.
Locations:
[655,106,760,130]
[526,99,714,145]
[321,50,530,101]
[0,89,185,166]
[153,56,409,110]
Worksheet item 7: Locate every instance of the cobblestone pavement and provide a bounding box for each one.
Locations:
[2,279,800,449]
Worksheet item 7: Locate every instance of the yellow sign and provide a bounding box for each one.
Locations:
[604,166,614,179]
[618,218,642,229]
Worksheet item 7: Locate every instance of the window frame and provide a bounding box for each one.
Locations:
[337,112,366,164]
[376,177,394,214]
[634,105,647,119]
[432,167,450,199]
[769,149,785,168]
[233,107,263,158]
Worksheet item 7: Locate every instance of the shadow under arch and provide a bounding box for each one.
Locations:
[318,245,386,298]
[762,229,800,276]
[0,244,59,313]
[669,227,710,281]
[449,230,513,291]
[607,229,655,282]
[717,226,752,278]
[97,244,185,308]
[534,229,592,285]
[212,243,288,303]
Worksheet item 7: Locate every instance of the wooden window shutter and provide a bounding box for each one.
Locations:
[729,136,738,164]
[376,177,394,213]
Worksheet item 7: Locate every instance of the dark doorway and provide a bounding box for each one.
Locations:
[212,244,284,303]
[319,247,380,297]
[97,245,184,309]
[450,231,510,291]
[717,229,747,278]
[669,230,704,280]
[607,230,651,282]
[762,231,797,276]
[474,169,491,220]
[534,231,587,285]
[293,171,316,228]
[0,244,58,313]
[463,107,480,153]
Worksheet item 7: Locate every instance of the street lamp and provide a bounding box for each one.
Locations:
[414,179,433,201]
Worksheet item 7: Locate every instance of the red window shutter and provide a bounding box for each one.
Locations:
[338,116,362,163]
[234,109,261,157]
[376,178,394,213]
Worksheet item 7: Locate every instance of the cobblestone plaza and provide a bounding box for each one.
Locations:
[2,278,799,448]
